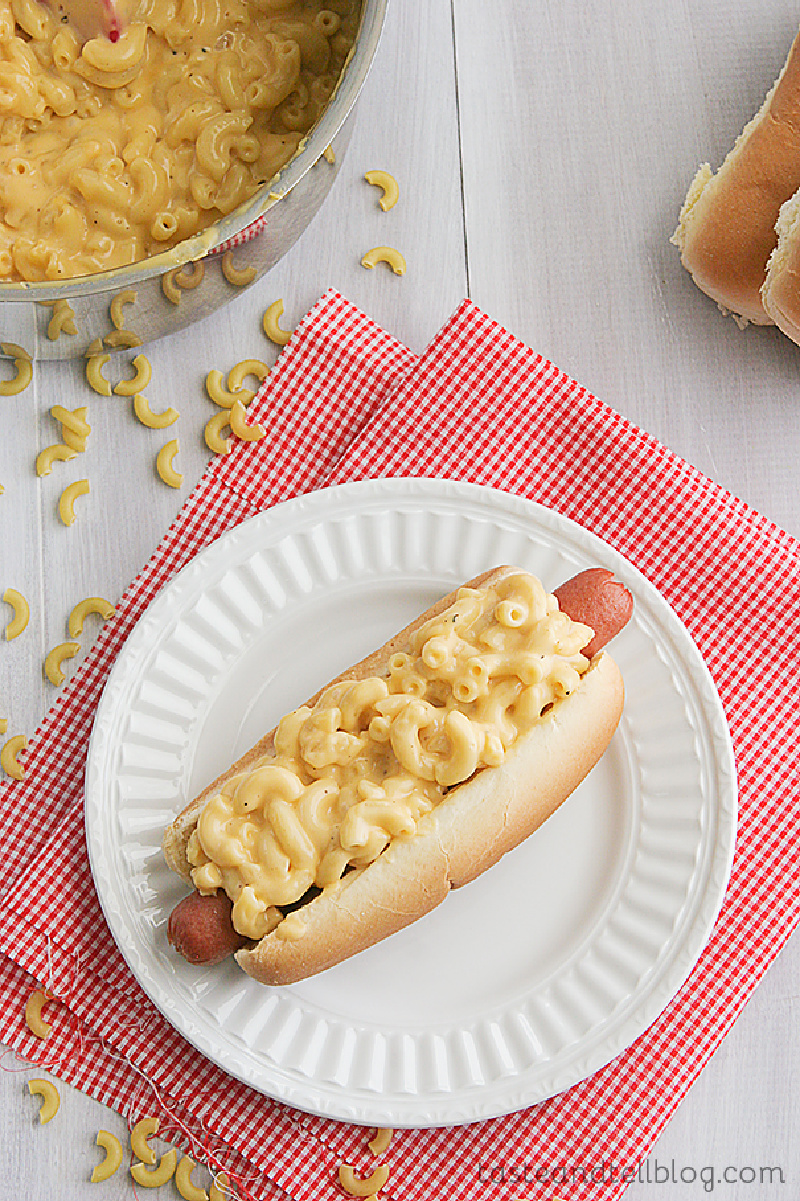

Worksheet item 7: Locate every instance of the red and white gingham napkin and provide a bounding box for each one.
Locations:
[1,289,799,1201]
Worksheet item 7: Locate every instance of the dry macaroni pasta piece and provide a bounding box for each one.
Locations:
[364,170,399,211]
[262,299,292,346]
[133,393,179,429]
[114,354,152,396]
[91,1131,124,1183]
[36,444,78,476]
[45,640,81,685]
[227,358,269,393]
[0,344,33,395]
[0,719,7,735]
[51,404,91,452]
[176,1156,209,1201]
[1,734,26,780]
[28,1078,60,1124]
[58,479,90,526]
[109,288,137,330]
[86,355,112,396]
[156,439,183,487]
[105,329,143,349]
[24,989,52,1039]
[3,587,30,640]
[130,1116,159,1166]
[220,251,256,287]
[85,338,105,357]
[361,246,406,275]
[69,595,115,638]
[338,1164,390,1197]
[131,1147,178,1188]
[204,411,232,456]
[45,299,78,340]
[323,144,335,164]
[229,399,265,442]
[367,1129,393,1157]
[162,262,205,305]
[208,1172,231,1201]
[205,369,250,409]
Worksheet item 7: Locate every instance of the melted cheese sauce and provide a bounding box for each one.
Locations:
[188,571,594,941]
[0,0,361,280]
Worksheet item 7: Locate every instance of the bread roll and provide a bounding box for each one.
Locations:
[673,27,800,325]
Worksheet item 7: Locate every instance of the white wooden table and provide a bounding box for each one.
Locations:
[2,1,798,1196]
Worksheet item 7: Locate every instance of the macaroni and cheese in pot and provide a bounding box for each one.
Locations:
[0,0,362,281]
[187,571,595,941]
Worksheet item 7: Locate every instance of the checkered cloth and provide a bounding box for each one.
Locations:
[1,290,798,1201]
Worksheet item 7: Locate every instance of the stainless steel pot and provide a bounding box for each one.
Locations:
[0,0,387,361]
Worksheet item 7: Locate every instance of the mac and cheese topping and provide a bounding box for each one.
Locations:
[0,0,362,281]
[188,571,595,940]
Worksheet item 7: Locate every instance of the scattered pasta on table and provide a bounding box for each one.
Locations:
[262,299,292,346]
[43,299,78,340]
[44,640,81,686]
[1,733,26,780]
[0,343,33,395]
[229,399,265,442]
[368,1128,393,1157]
[205,369,251,409]
[133,393,179,429]
[114,354,152,397]
[109,289,137,330]
[58,479,90,526]
[227,358,269,395]
[176,1155,209,1201]
[27,1079,60,1125]
[91,1131,123,1184]
[361,246,406,275]
[204,411,232,456]
[105,328,143,350]
[130,1116,159,1165]
[156,439,183,488]
[364,170,399,211]
[131,1146,178,1188]
[36,444,78,476]
[23,989,52,1039]
[220,251,256,287]
[51,405,90,452]
[3,588,30,640]
[86,354,112,396]
[338,1163,391,1197]
[69,595,115,638]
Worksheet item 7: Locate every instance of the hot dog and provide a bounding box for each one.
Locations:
[163,566,632,984]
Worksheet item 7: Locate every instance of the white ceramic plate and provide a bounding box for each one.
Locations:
[85,478,737,1126]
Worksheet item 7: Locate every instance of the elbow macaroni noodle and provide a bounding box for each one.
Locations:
[43,298,78,339]
[86,354,111,395]
[361,245,406,275]
[0,1,363,281]
[368,1128,393,1157]
[69,594,114,636]
[91,1131,123,1183]
[338,1165,390,1197]
[1,733,26,779]
[28,1078,60,1124]
[130,1116,159,1165]
[58,478,90,525]
[45,639,81,685]
[229,397,264,441]
[113,353,151,395]
[205,368,250,408]
[131,1147,178,1188]
[227,357,268,394]
[176,1157,209,1201]
[36,443,78,474]
[51,404,90,451]
[109,288,136,329]
[364,169,398,211]
[220,250,256,286]
[204,409,231,454]
[0,342,32,394]
[3,586,29,639]
[156,437,182,487]
[262,298,291,345]
[133,392,178,428]
[188,571,594,941]
[24,988,52,1038]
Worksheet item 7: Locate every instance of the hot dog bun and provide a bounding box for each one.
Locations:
[163,567,626,985]
[673,25,800,325]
